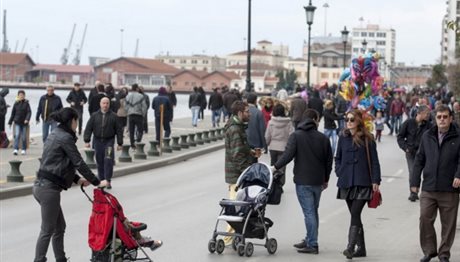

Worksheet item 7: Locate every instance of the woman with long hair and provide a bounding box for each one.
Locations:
[335,109,381,259]
[33,108,108,262]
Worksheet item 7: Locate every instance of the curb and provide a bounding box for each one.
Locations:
[0,142,224,200]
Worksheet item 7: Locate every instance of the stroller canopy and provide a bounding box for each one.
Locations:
[236,163,273,190]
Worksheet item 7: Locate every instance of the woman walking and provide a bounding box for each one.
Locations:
[335,109,381,259]
[33,108,108,262]
[323,99,342,154]
[8,90,31,155]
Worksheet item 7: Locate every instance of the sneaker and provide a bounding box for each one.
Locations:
[21,150,26,155]
[293,239,307,249]
[297,246,319,254]
[13,149,18,155]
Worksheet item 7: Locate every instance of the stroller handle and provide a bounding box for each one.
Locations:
[80,185,107,203]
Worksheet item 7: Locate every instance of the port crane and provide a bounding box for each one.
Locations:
[60,23,76,65]
[73,24,87,65]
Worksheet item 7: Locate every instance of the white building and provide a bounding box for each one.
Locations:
[155,54,226,72]
[351,24,395,65]
[255,40,289,57]
[441,0,458,65]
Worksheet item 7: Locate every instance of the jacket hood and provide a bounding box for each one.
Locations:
[297,118,318,132]
[224,116,247,132]
[269,116,291,128]
[0,88,9,97]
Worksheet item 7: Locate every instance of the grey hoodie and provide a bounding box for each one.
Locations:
[265,116,294,151]
[125,91,148,116]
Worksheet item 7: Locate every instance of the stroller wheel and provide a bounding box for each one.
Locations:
[216,239,225,254]
[232,236,242,251]
[237,244,245,256]
[244,242,254,257]
[207,240,216,254]
[266,238,277,254]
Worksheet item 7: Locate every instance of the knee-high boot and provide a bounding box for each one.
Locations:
[343,225,359,259]
[353,226,366,257]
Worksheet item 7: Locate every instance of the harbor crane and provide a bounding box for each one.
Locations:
[60,23,76,65]
[21,38,27,53]
[73,24,87,65]
[134,38,139,57]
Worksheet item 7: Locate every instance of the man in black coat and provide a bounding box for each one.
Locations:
[308,90,324,121]
[36,86,63,143]
[397,105,431,202]
[0,88,9,132]
[208,88,224,127]
[411,105,460,262]
[274,109,333,254]
[66,83,87,135]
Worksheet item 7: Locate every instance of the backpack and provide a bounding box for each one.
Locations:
[0,131,9,148]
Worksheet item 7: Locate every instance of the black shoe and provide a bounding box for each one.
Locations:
[420,253,437,262]
[343,225,360,259]
[353,226,366,257]
[297,246,318,254]
[439,257,449,262]
[293,240,306,249]
[408,192,418,202]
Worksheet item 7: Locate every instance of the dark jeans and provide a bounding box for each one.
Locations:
[0,115,5,132]
[75,109,83,134]
[143,114,148,133]
[390,115,402,134]
[33,179,66,262]
[93,137,115,181]
[296,184,322,248]
[199,107,204,120]
[155,117,171,142]
[405,152,416,190]
[128,114,144,147]
[346,199,367,227]
[269,150,285,185]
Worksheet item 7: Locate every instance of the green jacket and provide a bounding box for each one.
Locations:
[224,116,252,184]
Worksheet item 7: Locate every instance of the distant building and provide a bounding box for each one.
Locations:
[155,54,226,72]
[284,58,308,84]
[0,53,35,82]
[89,56,111,67]
[392,63,432,88]
[441,0,459,65]
[351,24,396,66]
[171,70,240,92]
[27,64,94,85]
[255,40,289,57]
[94,57,179,89]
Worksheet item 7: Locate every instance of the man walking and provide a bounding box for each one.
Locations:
[246,93,266,157]
[389,94,405,135]
[290,87,307,128]
[189,86,202,127]
[36,86,63,142]
[274,109,333,254]
[84,97,123,189]
[412,104,460,262]
[397,105,431,202]
[208,87,223,127]
[152,87,172,141]
[66,83,87,135]
[125,83,147,149]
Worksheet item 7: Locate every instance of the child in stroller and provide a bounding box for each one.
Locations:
[82,187,162,262]
[208,162,278,257]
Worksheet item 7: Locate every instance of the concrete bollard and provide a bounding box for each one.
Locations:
[162,138,173,153]
[202,130,211,143]
[195,132,204,145]
[7,160,24,182]
[171,136,182,151]
[180,134,189,149]
[188,133,197,147]
[119,145,132,162]
[217,128,224,140]
[209,129,218,142]
[148,141,160,156]
[134,143,147,160]
[84,149,97,169]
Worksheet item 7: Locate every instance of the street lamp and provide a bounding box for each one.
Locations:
[245,0,252,93]
[304,0,316,89]
[361,38,367,54]
[341,26,349,69]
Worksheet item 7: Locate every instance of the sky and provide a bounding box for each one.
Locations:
[0,0,446,66]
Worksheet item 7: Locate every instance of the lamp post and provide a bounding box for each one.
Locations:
[245,0,252,92]
[304,0,316,89]
[341,26,349,69]
[361,38,367,54]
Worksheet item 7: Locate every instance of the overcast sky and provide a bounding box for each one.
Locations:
[0,0,446,66]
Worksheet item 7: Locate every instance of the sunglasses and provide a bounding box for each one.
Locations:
[436,114,449,120]
[345,117,355,123]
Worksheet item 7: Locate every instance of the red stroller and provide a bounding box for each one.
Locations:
[82,187,161,262]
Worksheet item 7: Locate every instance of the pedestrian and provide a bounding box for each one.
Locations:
[105,83,119,113]
[260,96,274,127]
[0,87,9,132]
[265,103,293,186]
[308,90,324,121]
[88,80,101,115]
[167,85,177,123]
[139,86,150,133]
[290,87,307,128]
[246,93,267,158]
[198,86,207,120]
[88,84,106,116]
[8,90,31,155]
[276,88,288,101]
[152,87,172,141]
[66,83,87,135]
[33,108,108,262]
[411,104,460,262]
[335,109,381,259]
[397,105,431,202]
[335,93,348,133]
[452,101,459,127]
[273,109,332,254]
[223,100,260,245]
[208,87,223,128]
[36,86,63,143]
[189,86,202,127]
[125,83,147,149]
[323,99,342,154]
[84,97,123,189]
[116,87,129,135]
[389,94,405,135]
[222,88,239,121]
[374,111,385,142]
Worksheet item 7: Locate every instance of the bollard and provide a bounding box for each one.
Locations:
[188,133,197,147]
[134,143,147,160]
[209,129,218,142]
[180,134,189,149]
[171,136,182,151]
[119,145,132,162]
[84,149,97,168]
[162,138,173,153]
[217,128,224,140]
[195,132,204,145]
[202,130,211,143]
[148,141,160,156]
[6,160,24,182]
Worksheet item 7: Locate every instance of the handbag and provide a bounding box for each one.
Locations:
[365,138,382,208]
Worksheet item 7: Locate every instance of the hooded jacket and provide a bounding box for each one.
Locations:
[0,88,9,116]
[275,119,333,186]
[8,99,31,126]
[265,116,294,151]
[224,116,252,184]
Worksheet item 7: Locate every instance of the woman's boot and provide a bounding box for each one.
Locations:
[353,226,367,257]
[343,225,359,259]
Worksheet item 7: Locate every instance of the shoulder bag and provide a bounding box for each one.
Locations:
[365,137,382,208]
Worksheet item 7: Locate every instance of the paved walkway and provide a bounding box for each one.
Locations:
[0,116,224,199]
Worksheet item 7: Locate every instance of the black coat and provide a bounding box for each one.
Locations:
[323,108,342,130]
[412,125,460,193]
[152,95,172,121]
[275,119,333,186]
[88,93,106,115]
[308,97,324,119]
[208,92,223,110]
[66,89,87,111]
[189,92,202,108]
[88,87,99,114]
[8,99,31,126]
[0,88,8,116]
[36,94,63,122]
[397,118,432,154]
[84,110,123,146]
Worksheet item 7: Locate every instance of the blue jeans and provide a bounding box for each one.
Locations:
[42,120,57,143]
[14,124,27,150]
[390,115,402,134]
[211,108,222,127]
[323,128,337,154]
[191,106,200,126]
[295,184,322,248]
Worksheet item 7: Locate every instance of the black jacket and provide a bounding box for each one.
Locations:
[36,94,63,122]
[308,97,324,119]
[189,92,202,108]
[8,99,31,126]
[88,87,99,114]
[66,89,87,111]
[208,92,223,110]
[223,92,239,112]
[88,93,106,115]
[412,125,460,193]
[152,94,172,121]
[323,108,342,130]
[38,126,100,190]
[275,119,333,186]
[397,118,432,154]
[84,110,123,146]
[0,88,9,116]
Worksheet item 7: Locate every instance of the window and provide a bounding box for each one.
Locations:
[180,59,187,63]
[353,48,359,53]
[376,41,386,46]
[368,32,375,37]
[191,82,196,86]
[151,76,165,86]
[320,72,329,78]
[191,60,198,64]
[203,60,209,64]
[361,32,367,37]
[185,82,189,86]
[353,32,359,37]
[377,32,386,38]
[168,59,175,63]
[172,81,177,86]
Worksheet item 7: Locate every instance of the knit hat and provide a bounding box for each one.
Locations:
[158,86,167,95]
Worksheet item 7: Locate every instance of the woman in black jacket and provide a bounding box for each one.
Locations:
[33,108,108,262]
[8,90,31,155]
[323,99,343,154]
[335,109,381,259]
